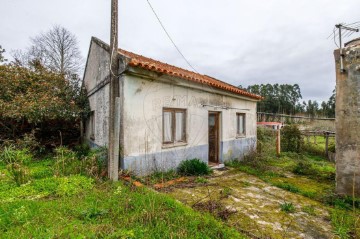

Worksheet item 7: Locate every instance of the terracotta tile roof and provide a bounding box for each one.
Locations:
[118,49,262,100]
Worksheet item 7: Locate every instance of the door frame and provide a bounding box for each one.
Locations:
[208,111,221,165]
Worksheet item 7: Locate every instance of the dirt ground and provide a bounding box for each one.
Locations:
[163,168,335,239]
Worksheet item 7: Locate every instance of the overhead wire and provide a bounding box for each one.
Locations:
[145,0,198,73]
[345,21,360,26]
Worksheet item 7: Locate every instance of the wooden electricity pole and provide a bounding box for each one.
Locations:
[108,0,120,181]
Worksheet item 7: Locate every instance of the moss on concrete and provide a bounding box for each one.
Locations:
[166,169,335,239]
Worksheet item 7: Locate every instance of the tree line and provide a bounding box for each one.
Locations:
[240,84,335,118]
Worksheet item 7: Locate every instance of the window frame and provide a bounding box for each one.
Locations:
[162,108,187,145]
[236,113,246,137]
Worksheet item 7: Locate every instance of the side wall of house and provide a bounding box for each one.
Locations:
[122,73,257,175]
[334,44,360,197]
[83,42,111,147]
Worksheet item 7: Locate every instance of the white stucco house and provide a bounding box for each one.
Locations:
[83,37,262,175]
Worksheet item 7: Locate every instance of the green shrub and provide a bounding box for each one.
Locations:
[281,125,303,153]
[257,127,276,155]
[280,202,296,213]
[292,161,317,176]
[177,159,211,176]
[74,143,91,158]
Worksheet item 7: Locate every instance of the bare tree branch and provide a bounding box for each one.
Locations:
[13,25,83,79]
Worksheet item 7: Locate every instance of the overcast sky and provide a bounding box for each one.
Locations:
[1,0,359,102]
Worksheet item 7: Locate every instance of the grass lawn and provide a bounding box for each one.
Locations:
[0,159,244,239]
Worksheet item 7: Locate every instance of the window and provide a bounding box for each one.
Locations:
[90,111,95,140]
[163,108,186,144]
[236,113,246,136]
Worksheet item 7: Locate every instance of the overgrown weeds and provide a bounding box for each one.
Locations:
[53,146,107,180]
[330,208,360,239]
[302,205,316,215]
[0,160,242,238]
[195,176,209,184]
[281,125,303,153]
[141,169,179,185]
[0,145,33,186]
[280,202,296,213]
[193,200,237,221]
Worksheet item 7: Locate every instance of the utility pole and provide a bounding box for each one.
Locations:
[335,24,359,73]
[108,0,120,181]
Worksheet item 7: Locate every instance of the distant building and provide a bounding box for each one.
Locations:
[257,122,283,130]
[83,37,262,175]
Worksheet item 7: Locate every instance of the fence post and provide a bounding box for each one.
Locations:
[276,127,281,156]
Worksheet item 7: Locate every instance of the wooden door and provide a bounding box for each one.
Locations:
[208,112,219,164]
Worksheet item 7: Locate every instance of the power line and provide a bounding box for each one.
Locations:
[345,21,360,26]
[145,0,198,73]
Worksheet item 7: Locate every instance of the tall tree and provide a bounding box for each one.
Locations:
[0,45,7,63]
[246,83,303,115]
[326,88,336,118]
[305,100,319,118]
[13,26,83,78]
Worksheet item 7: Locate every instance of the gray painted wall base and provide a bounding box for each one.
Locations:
[123,137,256,175]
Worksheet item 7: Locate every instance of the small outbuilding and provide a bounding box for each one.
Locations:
[83,37,262,175]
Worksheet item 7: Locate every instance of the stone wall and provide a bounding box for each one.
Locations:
[334,39,360,196]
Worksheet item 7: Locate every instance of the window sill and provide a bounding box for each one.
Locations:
[162,142,188,149]
[236,135,246,139]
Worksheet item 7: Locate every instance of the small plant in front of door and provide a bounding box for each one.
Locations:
[178,159,212,176]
